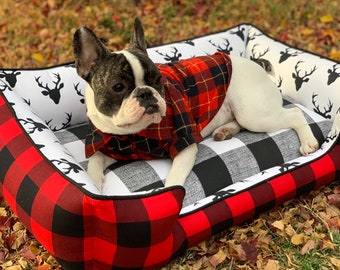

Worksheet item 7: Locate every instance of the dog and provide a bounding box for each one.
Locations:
[73,18,319,190]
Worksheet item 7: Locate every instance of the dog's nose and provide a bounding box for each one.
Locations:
[135,87,159,114]
[135,87,153,100]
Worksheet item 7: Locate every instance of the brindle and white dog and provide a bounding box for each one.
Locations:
[73,18,319,190]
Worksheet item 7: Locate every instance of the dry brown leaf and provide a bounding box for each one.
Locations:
[208,248,227,267]
[272,220,285,232]
[334,186,340,194]
[11,229,28,250]
[241,242,258,264]
[300,239,315,255]
[326,204,340,217]
[5,266,21,270]
[285,224,296,236]
[230,243,247,261]
[328,194,340,209]
[264,259,280,270]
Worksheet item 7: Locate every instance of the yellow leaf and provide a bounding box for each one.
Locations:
[320,14,334,23]
[32,53,44,63]
[321,240,335,250]
[330,257,340,268]
[301,28,314,36]
[30,242,42,255]
[291,233,306,245]
[311,232,326,239]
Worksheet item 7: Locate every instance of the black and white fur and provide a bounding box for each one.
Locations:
[73,18,319,190]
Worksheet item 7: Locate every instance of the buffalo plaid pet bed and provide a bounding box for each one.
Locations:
[1,24,340,269]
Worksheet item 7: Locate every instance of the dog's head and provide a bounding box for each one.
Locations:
[73,18,166,134]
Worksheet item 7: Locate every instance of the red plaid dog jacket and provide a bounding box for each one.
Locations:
[85,52,232,160]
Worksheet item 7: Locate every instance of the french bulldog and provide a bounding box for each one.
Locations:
[73,18,319,190]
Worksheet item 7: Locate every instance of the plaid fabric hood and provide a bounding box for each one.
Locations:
[85,52,232,160]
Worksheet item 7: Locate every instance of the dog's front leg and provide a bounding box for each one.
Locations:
[164,144,198,187]
[87,151,116,191]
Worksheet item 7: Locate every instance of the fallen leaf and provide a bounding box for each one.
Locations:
[328,194,340,209]
[6,266,21,270]
[11,229,28,249]
[329,257,340,268]
[264,259,280,270]
[208,248,227,267]
[37,262,53,270]
[285,224,296,236]
[320,14,334,23]
[300,239,315,255]
[229,243,246,261]
[291,233,306,245]
[301,28,314,36]
[330,48,340,60]
[272,220,285,232]
[320,240,335,250]
[311,232,326,240]
[29,242,42,256]
[334,185,340,194]
[326,217,340,229]
[241,242,258,264]
[18,257,28,268]
[32,53,44,63]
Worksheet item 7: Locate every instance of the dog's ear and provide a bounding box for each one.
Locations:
[128,17,147,53]
[73,26,108,81]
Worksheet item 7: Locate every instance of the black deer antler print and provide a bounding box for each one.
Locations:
[246,31,263,46]
[279,48,302,63]
[19,118,49,134]
[51,158,82,174]
[327,64,340,85]
[22,97,31,106]
[250,44,270,61]
[312,93,333,119]
[46,112,72,132]
[155,47,182,62]
[212,189,236,201]
[35,73,64,104]
[230,25,246,41]
[292,60,317,91]
[208,38,233,54]
[0,71,21,87]
[250,44,271,71]
[74,82,85,104]
[279,161,300,173]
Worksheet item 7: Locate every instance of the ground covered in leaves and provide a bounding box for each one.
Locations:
[0,0,339,269]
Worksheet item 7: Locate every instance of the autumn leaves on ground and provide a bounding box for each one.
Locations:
[0,0,340,269]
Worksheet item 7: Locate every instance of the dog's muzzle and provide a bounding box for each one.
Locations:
[135,87,160,114]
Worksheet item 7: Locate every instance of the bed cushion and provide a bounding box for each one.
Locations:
[0,23,339,269]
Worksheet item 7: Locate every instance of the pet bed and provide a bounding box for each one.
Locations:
[0,24,340,269]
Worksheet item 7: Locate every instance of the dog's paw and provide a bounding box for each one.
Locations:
[212,127,233,141]
[300,138,319,155]
[87,167,104,191]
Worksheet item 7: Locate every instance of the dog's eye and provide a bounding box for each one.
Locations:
[113,83,125,93]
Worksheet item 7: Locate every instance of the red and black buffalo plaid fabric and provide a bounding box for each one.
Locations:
[85,52,232,160]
